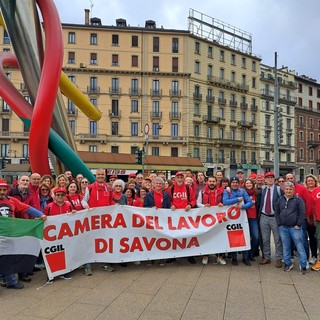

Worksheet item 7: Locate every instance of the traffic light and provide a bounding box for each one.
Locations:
[135,149,142,164]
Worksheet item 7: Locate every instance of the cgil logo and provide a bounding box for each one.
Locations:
[226,224,246,248]
[44,244,66,273]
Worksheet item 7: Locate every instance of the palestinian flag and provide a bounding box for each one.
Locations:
[0,216,43,274]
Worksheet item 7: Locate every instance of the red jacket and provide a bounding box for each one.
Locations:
[66,194,84,211]
[170,182,196,208]
[87,181,115,208]
[200,185,223,206]
[294,183,312,217]
[43,201,73,216]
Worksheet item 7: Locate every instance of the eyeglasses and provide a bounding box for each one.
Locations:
[278,180,284,183]
[55,193,65,197]
[81,181,88,184]
[40,189,49,192]
[114,185,122,187]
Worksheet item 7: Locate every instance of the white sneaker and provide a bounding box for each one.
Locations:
[134,261,141,265]
[217,256,227,265]
[35,263,45,269]
[309,256,317,265]
[306,262,310,270]
[202,256,208,265]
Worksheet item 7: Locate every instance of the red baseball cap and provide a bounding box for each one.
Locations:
[0,179,9,189]
[249,173,257,179]
[53,187,67,194]
[129,173,136,178]
[109,175,117,179]
[175,171,184,177]
[264,172,275,178]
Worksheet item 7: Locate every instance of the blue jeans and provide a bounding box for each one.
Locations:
[0,273,17,286]
[248,218,259,257]
[279,226,307,268]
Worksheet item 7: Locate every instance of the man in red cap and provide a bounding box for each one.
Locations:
[43,187,75,216]
[0,179,46,289]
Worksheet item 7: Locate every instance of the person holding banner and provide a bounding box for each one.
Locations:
[0,179,46,289]
[222,176,253,266]
[197,176,225,265]
[133,187,148,207]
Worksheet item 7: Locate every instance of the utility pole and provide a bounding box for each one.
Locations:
[274,52,280,177]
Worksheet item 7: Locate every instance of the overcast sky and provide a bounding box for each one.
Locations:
[54,0,320,81]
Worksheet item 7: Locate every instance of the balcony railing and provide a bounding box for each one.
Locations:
[150,111,162,119]
[129,88,141,96]
[260,89,274,98]
[76,134,107,143]
[67,108,78,117]
[251,105,258,112]
[169,112,181,120]
[240,102,248,110]
[169,90,181,98]
[109,110,121,118]
[207,75,249,92]
[193,93,202,101]
[151,89,162,98]
[87,86,100,95]
[206,96,215,104]
[237,120,254,128]
[229,100,237,107]
[0,132,29,140]
[202,115,220,123]
[217,157,225,163]
[109,87,122,95]
[218,98,226,106]
[0,109,12,115]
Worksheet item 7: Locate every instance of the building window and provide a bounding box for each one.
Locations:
[68,75,76,83]
[230,129,235,140]
[171,81,179,95]
[195,41,200,54]
[68,32,75,44]
[172,38,179,53]
[242,57,246,68]
[219,107,224,119]
[90,76,97,92]
[220,68,224,79]
[195,61,200,73]
[131,146,138,154]
[89,121,97,135]
[152,101,160,115]
[111,100,119,115]
[131,100,138,113]
[171,101,179,116]
[111,122,118,135]
[111,78,119,93]
[112,54,119,66]
[252,77,256,88]
[241,131,246,141]
[1,144,9,157]
[69,120,75,134]
[194,148,200,158]
[111,146,119,153]
[194,125,200,137]
[132,35,138,47]
[309,86,313,96]
[231,54,236,65]
[241,151,246,163]
[171,124,178,137]
[152,80,160,95]
[220,50,224,62]
[112,34,119,46]
[90,53,97,65]
[299,148,304,160]
[152,147,160,156]
[171,147,178,157]
[172,57,178,72]
[90,99,97,107]
[22,144,29,158]
[298,83,302,93]
[152,123,160,136]
[194,103,200,115]
[2,119,9,132]
[68,51,75,64]
[208,149,213,163]
[299,131,304,142]
[310,118,314,129]
[153,37,159,52]
[251,131,256,142]
[252,61,256,71]
[286,105,290,115]
[208,65,213,77]
[3,30,10,44]
[207,126,212,138]
[3,48,10,52]
[208,46,213,58]
[132,55,138,67]
[90,33,97,45]
[131,122,138,136]
[131,79,138,93]
[251,152,256,163]
[231,109,235,121]
[153,56,159,71]
[231,71,236,82]
[2,100,10,112]
[219,127,224,139]
[67,99,76,113]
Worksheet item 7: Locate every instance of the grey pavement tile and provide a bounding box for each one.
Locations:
[145,282,194,317]
[0,296,40,317]
[7,315,48,320]
[53,302,105,320]
[259,267,293,285]
[181,300,225,320]
[265,307,309,320]
[300,295,320,315]
[228,276,262,293]
[262,282,305,313]
[22,296,75,319]
[226,289,264,306]
[95,292,153,320]
[165,265,202,285]
[138,311,181,320]
[190,277,228,303]
[200,263,231,278]
[224,302,265,320]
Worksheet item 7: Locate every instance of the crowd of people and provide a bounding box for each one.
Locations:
[1,167,320,289]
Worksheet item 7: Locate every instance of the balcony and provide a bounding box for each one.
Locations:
[169,90,181,98]
[217,157,225,163]
[279,95,297,106]
[251,105,258,112]
[150,111,162,119]
[0,132,29,141]
[151,89,162,98]
[67,108,78,117]
[213,138,242,147]
[237,120,254,128]
[260,89,274,99]
[230,158,237,165]
[218,98,226,106]
[109,87,122,96]
[316,159,320,166]
[260,73,275,82]
[240,159,247,164]
[129,88,141,96]
[109,110,121,118]
[169,112,181,120]
[87,86,100,95]
[76,134,107,144]
[307,140,320,147]
[0,108,12,115]
[20,83,28,93]
[206,157,214,163]
[193,93,202,101]
[206,96,215,104]
[207,75,249,92]
[240,102,248,110]
[202,115,220,123]
[229,100,237,107]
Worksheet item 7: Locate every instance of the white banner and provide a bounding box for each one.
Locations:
[41,205,250,279]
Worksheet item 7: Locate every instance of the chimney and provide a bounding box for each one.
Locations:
[84,9,90,25]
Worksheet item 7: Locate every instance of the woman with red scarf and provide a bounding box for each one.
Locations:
[133,187,148,207]
[66,181,84,211]
[111,179,127,204]
[124,187,135,206]
[243,178,259,261]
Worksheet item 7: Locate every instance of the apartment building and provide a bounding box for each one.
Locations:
[0,9,261,175]
[295,75,320,181]
[259,64,297,176]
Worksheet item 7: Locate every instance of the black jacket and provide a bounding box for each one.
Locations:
[275,195,305,227]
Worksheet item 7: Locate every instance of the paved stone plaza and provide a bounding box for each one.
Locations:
[1,256,320,320]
